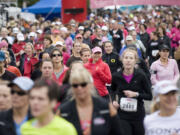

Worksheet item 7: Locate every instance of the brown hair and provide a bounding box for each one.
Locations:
[32,78,59,101]
[80,48,91,56]
[44,36,52,44]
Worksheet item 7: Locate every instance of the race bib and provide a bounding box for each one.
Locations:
[152,50,159,57]
[120,97,137,112]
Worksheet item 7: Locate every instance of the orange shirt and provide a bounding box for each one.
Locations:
[6,66,22,77]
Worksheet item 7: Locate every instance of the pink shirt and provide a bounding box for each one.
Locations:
[146,27,156,35]
[150,59,179,85]
[123,74,133,83]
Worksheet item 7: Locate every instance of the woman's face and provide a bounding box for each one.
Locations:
[159,91,178,112]
[159,49,169,59]
[104,43,113,54]
[122,51,136,70]
[43,39,51,46]
[81,51,91,64]
[25,45,33,56]
[140,25,145,31]
[41,61,53,78]
[71,80,91,101]
[1,46,8,51]
[52,51,63,64]
[158,27,163,35]
[56,45,63,52]
[92,52,102,62]
[0,85,11,111]
[29,87,54,118]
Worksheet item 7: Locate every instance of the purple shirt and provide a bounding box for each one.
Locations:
[150,58,179,85]
[123,73,133,83]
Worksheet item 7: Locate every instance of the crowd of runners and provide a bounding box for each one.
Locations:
[0,5,180,135]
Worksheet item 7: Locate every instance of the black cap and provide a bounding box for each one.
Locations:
[159,45,170,51]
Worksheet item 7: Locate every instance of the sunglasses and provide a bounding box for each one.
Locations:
[52,54,62,57]
[72,82,88,88]
[11,89,27,96]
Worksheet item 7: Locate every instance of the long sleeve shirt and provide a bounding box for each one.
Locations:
[150,58,179,85]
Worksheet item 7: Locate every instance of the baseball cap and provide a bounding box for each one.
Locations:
[37,29,43,34]
[102,26,108,31]
[0,41,8,49]
[153,80,179,97]
[52,29,60,34]
[0,51,5,62]
[76,34,83,39]
[78,26,84,30]
[128,26,135,31]
[13,27,19,34]
[126,35,133,41]
[92,46,102,53]
[8,77,34,91]
[29,32,37,37]
[60,27,68,33]
[55,41,64,46]
[111,20,115,24]
[17,33,24,41]
[159,44,170,51]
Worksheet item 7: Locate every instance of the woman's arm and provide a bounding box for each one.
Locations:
[150,62,158,85]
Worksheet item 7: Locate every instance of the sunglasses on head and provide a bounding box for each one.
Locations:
[72,82,88,88]
[11,89,27,96]
[52,54,62,57]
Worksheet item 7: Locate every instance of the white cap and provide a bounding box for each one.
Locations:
[102,26,108,31]
[37,29,42,34]
[126,35,133,41]
[8,77,34,91]
[111,20,115,24]
[55,41,64,46]
[128,26,135,31]
[60,27,68,32]
[52,22,56,25]
[141,19,145,24]
[56,22,62,25]
[153,80,179,97]
[129,21,135,26]
[17,33,24,41]
[90,13,95,17]
[78,26,84,30]
[29,32,37,38]
[13,27,19,34]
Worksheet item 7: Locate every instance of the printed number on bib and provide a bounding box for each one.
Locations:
[120,97,137,112]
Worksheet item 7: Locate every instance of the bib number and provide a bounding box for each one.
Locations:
[120,98,137,112]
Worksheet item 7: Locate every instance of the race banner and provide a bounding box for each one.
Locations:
[90,0,180,9]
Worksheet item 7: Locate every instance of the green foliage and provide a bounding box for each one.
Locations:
[18,0,40,7]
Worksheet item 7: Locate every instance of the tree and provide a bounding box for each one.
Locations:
[18,0,40,7]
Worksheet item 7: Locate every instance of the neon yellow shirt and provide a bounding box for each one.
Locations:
[21,116,77,135]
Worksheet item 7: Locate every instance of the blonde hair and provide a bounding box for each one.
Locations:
[150,97,160,113]
[81,43,90,50]
[68,67,98,98]
[121,48,139,62]
[69,67,93,84]
[24,42,34,52]
[4,50,11,64]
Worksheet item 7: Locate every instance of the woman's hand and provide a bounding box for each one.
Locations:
[112,101,120,110]
[123,90,138,98]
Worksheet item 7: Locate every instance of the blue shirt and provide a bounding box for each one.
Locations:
[14,115,28,135]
